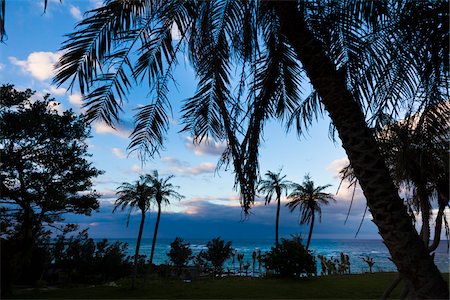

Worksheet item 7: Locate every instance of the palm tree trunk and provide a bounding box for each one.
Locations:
[273,3,448,298]
[306,213,314,251]
[132,211,145,289]
[149,203,161,266]
[275,195,281,247]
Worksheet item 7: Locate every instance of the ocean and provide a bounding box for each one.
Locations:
[105,238,450,274]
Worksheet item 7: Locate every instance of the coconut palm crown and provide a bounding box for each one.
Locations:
[145,170,184,267]
[257,169,292,247]
[286,175,335,251]
[113,175,154,288]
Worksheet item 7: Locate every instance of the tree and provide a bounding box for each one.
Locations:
[0,84,101,247]
[263,235,316,278]
[52,1,449,297]
[257,170,291,247]
[286,175,335,251]
[199,237,233,276]
[146,170,183,267]
[113,175,153,289]
[167,237,193,276]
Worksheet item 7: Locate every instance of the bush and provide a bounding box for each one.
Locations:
[49,229,132,284]
[167,237,193,276]
[199,237,233,276]
[263,236,316,278]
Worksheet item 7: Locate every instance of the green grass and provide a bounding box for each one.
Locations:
[9,273,449,299]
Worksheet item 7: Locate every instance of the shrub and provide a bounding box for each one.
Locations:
[167,237,193,276]
[263,236,316,278]
[199,237,233,276]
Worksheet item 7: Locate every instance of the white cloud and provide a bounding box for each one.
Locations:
[68,93,83,107]
[131,164,143,174]
[94,121,131,139]
[326,156,350,179]
[171,22,182,40]
[0,63,4,71]
[9,51,61,81]
[185,136,227,156]
[69,5,83,21]
[172,162,216,175]
[47,101,64,115]
[112,147,126,159]
[49,85,66,96]
[161,156,216,175]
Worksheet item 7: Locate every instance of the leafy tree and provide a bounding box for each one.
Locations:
[263,236,316,278]
[146,170,184,267]
[257,170,291,247]
[199,237,233,276]
[113,175,153,288]
[167,237,193,276]
[286,175,335,251]
[51,1,449,297]
[0,84,102,291]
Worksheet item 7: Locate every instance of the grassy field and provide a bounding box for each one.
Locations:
[11,272,446,299]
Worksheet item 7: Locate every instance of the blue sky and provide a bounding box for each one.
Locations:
[1,0,385,240]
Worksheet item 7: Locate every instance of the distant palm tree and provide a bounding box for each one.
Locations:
[113,175,153,289]
[258,170,291,247]
[146,170,184,267]
[287,175,335,251]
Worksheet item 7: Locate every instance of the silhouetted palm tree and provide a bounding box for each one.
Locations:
[52,1,449,297]
[287,175,335,251]
[146,170,184,267]
[257,170,291,247]
[113,175,153,288]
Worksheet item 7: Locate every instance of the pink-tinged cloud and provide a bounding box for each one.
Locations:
[185,136,227,156]
[161,156,216,176]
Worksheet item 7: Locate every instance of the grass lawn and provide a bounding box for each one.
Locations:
[9,272,449,299]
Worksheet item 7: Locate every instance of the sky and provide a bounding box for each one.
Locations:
[1,0,423,240]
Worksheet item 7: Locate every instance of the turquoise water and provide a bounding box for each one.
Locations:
[105,238,449,274]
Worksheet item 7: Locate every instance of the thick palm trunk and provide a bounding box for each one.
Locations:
[275,195,281,247]
[149,203,161,266]
[306,213,314,251]
[273,3,448,298]
[132,211,145,289]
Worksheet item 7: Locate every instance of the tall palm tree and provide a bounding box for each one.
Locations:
[286,175,335,251]
[145,170,184,267]
[113,175,153,289]
[52,1,449,297]
[257,170,291,247]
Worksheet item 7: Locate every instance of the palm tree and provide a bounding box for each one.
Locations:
[52,1,449,297]
[113,175,153,289]
[257,170,291,247]
[145,170,184,267]
[286,175,335,251]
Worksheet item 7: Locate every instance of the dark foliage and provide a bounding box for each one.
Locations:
[263,236,316,278]
[198,237,233,276]
[49,228,132,284]
[167,237,193,276]
[0,84,103,244]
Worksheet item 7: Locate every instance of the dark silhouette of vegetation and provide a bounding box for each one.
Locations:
[145,171,184,269]
[362,256,375,274]
[113,175,153,288]
[51,0,449,297]
[0,84,102,296]
[50,227,132,284]
[257,170,291,247]
[167,237,193,276]
[263,236,316,278]
[286,175,335,250]
[198,237,233,276]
